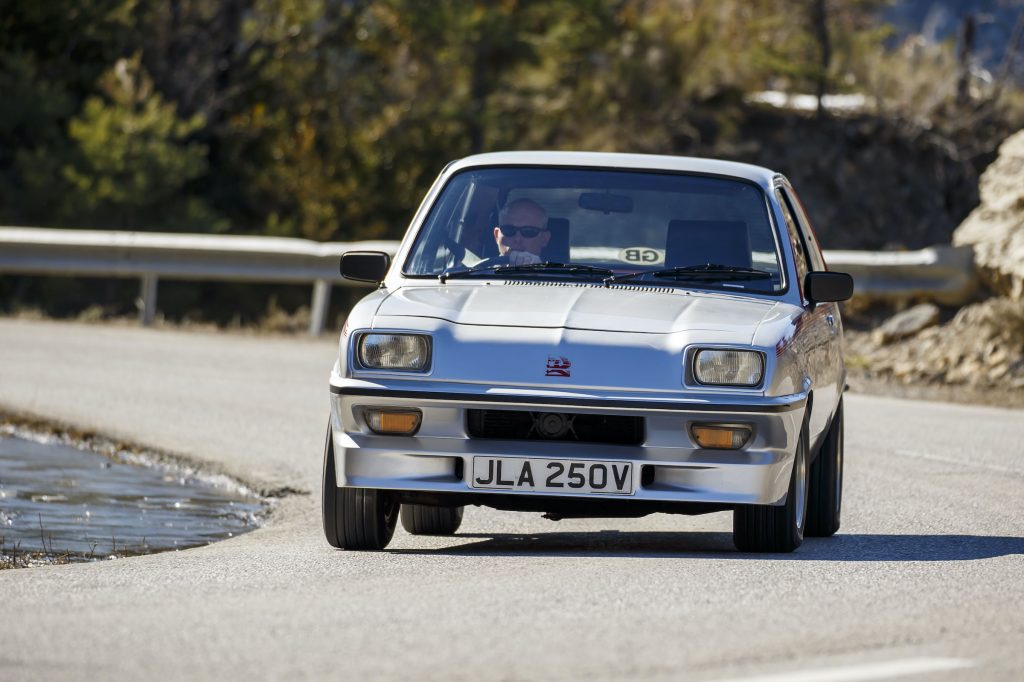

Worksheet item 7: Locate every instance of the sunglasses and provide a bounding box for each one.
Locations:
[499,224,547,238]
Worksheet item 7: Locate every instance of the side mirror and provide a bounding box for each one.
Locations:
[804,271,853,304]
[340,251,391,284]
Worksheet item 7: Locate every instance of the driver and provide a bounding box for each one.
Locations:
[492,198,550,265]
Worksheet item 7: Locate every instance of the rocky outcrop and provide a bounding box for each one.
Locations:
[848,130,1024,397]
[953,130,1024,301]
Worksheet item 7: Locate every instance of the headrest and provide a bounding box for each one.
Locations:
[542,217,570,262]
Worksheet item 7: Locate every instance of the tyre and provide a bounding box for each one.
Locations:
[400,503,464,536]
[322,425,398,550]
[733,423,809,553]
[806,399,843,537]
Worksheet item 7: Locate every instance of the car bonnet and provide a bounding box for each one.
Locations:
[375,283,774,337]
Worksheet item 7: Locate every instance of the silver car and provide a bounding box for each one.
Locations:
[323,152,852,553]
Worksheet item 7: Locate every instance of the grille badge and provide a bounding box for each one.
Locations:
[537,412,571,438]
[545,355,571,377]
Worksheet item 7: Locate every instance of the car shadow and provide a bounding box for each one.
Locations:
[390,530,1024,561]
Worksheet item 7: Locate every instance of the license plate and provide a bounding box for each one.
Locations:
[470,457,634,495]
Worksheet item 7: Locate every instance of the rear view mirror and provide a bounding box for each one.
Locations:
[804,271,853,304]
[579,192,633,213]
[341,251,391,283]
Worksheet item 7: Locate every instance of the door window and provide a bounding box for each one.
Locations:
[780,187,826,272]
[775,188,809,290]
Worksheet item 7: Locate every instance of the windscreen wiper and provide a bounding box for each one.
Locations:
[438,264,503,282]
[605,264,773,285]
[440,261,613,282]
[494,262,613,276]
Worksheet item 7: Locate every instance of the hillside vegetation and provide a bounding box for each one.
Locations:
[1,1,1022,323]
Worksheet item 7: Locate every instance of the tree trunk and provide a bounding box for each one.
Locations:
[812,0,831,119]
[956,15,976,107]
[468,41,489,155]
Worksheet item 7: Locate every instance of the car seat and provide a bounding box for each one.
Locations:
[665,220,752,269]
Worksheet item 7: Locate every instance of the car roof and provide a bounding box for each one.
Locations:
[445,151,780,189]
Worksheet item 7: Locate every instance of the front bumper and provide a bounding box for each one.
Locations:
[328,380,806,507]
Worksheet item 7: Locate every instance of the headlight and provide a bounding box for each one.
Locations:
[357,333,432,371]
[693,349,764,387]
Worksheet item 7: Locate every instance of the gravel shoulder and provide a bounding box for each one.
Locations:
[846,368,1024,409]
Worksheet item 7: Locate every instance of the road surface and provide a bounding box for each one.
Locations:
[1,319,1021,681]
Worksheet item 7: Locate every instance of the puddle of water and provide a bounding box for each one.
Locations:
[0,434,264,558]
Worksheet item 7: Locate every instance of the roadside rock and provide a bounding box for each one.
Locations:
[846,297,1024,391]
[872,303,940,344]
[953,129,1024,300]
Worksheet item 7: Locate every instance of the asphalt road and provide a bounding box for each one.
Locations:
[1,319,1022,681]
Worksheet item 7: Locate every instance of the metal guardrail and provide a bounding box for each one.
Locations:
[0,227,979,335]
[826,245,978,307]
[0,227,399,335]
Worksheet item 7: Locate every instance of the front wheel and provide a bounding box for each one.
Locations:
[322,425,398,550]
[806,399,843,537]
[733,424,808,553]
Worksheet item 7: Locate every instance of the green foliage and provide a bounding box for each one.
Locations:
[68,57,212,221]
[20,55,222,230]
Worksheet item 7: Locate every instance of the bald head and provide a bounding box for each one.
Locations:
[494,198,550,257]
[499,198,547,226]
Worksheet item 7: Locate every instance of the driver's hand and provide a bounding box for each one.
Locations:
[507,250,542,266]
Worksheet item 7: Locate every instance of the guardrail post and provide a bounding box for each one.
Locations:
[309,278,331,336]
[138,274,159,327]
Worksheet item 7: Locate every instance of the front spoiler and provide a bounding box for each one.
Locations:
[328,380,807,507]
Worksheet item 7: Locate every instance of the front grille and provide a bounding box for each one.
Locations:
[467,409,643,446]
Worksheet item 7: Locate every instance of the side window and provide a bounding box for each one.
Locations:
[781,187,826,271]
[775,189,809,288]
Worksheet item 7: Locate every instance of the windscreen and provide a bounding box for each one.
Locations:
[403,167,785,293]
